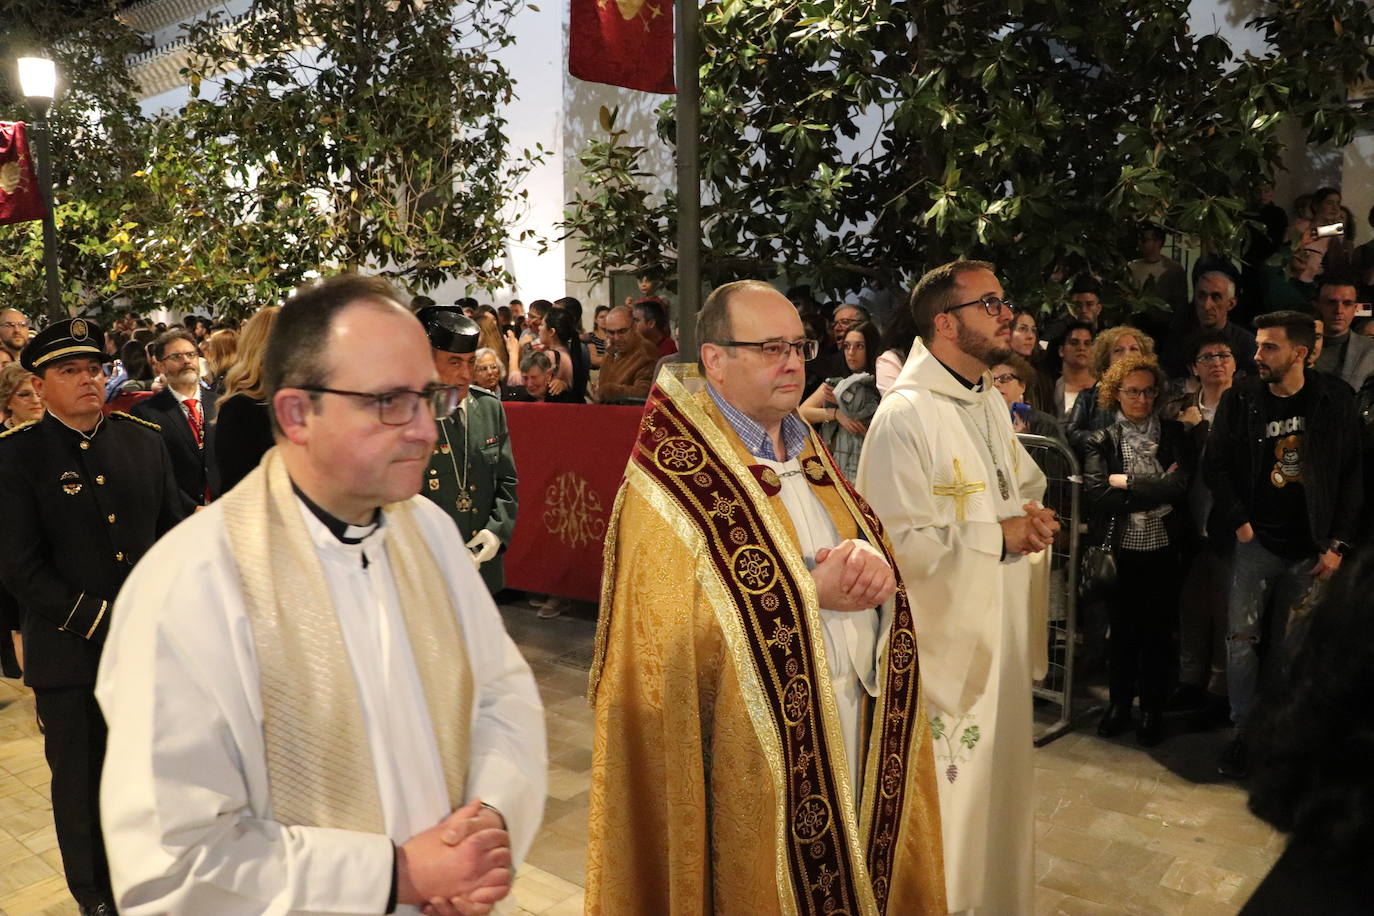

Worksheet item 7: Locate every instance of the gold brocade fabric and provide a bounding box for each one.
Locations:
[587,379,945,916]
[221,448,472,832]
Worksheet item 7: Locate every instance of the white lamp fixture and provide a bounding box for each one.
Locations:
[17,56,56,101]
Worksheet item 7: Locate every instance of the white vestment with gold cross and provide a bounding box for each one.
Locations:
[857,338,1046,916]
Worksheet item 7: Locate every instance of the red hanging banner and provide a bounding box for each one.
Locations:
[569,0,676,94]
[0,122,47,226]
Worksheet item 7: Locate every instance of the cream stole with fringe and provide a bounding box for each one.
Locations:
[221,447,472,832]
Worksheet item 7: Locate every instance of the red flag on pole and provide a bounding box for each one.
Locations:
[0,122,47,226]
[569,0,676,94]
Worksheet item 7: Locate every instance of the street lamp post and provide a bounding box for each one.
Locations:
[17,56,63,321]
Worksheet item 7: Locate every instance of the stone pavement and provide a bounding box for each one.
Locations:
[0,602,1279,916]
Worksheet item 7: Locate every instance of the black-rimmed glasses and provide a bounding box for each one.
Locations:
[716,338,819,362]
[992,373,1021,385]
[944,294,1016,317]
[298,385,461,425]
[1195,352,1234,364]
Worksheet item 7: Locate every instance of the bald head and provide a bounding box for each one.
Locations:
[603,305,637,354]
[0,309,29,354]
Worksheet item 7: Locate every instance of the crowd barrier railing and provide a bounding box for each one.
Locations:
[1015,433,1095,746]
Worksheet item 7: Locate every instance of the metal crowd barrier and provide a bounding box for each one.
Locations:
[1015,433,1092,746]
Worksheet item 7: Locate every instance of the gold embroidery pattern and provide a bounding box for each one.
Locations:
[792,794,833,842]
[708,491,740,523]
[653,436,706,474]
[932,457,986,522]
[782,675,812,725]
[731,545,778,593]
[542,471,607,548]
[889,629,916,674]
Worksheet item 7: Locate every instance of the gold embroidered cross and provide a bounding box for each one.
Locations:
[932,458,986,522]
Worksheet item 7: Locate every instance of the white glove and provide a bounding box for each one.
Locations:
[465,529,501,565]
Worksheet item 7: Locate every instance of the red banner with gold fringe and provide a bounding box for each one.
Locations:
[0,122,47,226]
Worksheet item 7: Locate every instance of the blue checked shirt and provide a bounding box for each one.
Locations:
[707,384,809,462]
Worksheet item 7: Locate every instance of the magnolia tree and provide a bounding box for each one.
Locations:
[563,0,1374,313]
[0,0,539,319]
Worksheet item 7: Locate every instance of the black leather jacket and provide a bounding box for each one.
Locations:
[1203,371,1363,550]
[1083,419,1195,553]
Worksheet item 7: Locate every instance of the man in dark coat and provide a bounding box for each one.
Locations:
[417,307,518,594]
[0,318,186,916]
[131,328,219,510]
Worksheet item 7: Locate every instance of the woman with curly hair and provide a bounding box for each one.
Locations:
[1083,355,1192,745]
[1066,324,1156,456]
[1240,547,1374,913]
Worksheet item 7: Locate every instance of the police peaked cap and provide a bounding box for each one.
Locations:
[417,306,480,354]
[22,317,105,373]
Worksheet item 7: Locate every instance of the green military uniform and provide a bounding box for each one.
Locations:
[416,305,519,594]
[425,388,518,592]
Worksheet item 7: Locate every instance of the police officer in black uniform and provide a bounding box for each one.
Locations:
[0,319,186,916]
[416,307,518,594]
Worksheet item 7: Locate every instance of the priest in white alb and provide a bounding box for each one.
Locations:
[858,260,1059,915]
[95,275,546,916]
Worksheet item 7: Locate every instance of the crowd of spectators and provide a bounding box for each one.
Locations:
[2,185,1372,793]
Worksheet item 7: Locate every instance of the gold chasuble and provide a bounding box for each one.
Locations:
[586,374,945,916]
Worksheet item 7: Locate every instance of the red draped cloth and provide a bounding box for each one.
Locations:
[503,403,644,600]
[0,122,47,226]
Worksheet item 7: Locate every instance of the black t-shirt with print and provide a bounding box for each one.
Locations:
[1251,384,1316,558]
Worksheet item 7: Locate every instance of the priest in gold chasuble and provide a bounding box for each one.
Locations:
[586,282,945,916]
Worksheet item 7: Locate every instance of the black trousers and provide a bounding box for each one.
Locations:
[1108,547,1181,711]
[33,686,113,910]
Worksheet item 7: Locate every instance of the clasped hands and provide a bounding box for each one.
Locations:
[812,539,896,612]
[398,798,511,916]
[999,502,1060,556]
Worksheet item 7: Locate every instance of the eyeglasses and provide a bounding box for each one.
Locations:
[160,351,200,365]
[299,384,461,424]
[1195,352,1234,364]
[832,317,861,329]
[993,373,1021,384]
[10,390,39,400]
[1119,387,1159,400]
[944,294,1016,317]
[0,321,28,330]
[716,338,819,362]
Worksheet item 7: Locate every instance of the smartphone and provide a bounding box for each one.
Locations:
[1011,402,1032,425]
[1315,222,1345,239]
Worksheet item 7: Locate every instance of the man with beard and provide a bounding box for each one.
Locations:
[0,308,30,360]
[132,329,218,510]
[1205,310,1362,778]
[416,308,518,595]
[858,259,1058,915]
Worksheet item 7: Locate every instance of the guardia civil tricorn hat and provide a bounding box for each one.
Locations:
[416,306,480,354]
[21,317,105,373]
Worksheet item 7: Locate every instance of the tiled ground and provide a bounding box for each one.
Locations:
[0,602,1279,916]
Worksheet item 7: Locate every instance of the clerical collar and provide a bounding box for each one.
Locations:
[290,480,381,544]
[707,384,808,461]
[933,354,984,391]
